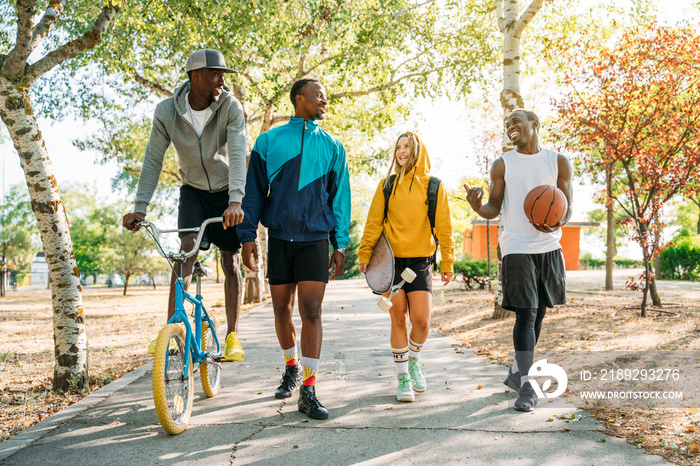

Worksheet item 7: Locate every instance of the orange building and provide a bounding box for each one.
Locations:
[462,220,599,271]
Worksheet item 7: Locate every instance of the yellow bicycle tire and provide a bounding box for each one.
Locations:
[200,317,221,398]
[152,323,193,435]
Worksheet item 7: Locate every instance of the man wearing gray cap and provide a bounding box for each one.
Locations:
[123,49,247,362]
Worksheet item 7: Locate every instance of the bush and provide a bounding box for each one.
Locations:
[580,254,605,270]
[612,258,643,269]
[660,235,700,281]
[579,253,642,270]
[453,259,497,290]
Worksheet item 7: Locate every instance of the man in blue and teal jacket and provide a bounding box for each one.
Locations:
[239,78,351,420]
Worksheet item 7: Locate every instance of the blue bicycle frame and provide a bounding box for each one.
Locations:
[136,217,223,375]
[168,276,221,375]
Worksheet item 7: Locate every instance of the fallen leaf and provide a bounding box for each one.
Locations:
[690,443,699,452]
[546,418,554,422]
[686,426,696,432]
[477,385,483,389]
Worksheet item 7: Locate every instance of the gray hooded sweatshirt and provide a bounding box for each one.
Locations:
[134,81,247,214]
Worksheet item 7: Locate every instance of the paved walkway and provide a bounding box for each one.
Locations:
[0,279,669,465]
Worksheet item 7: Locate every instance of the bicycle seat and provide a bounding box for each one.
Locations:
[193,262,213,278]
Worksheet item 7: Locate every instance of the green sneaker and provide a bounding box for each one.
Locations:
[409,357,426,393]
[397,373,414,402]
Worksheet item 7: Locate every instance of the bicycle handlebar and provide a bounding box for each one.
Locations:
[134,217,223,261]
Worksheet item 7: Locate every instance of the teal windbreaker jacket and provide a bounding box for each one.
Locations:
[238,117,351,249]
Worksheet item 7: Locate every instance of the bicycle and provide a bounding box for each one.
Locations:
[135,217,223,435]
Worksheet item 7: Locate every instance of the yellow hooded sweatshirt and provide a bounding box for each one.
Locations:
[358,132,455,273]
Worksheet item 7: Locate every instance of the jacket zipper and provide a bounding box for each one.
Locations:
[198,138,213,191]
[289,121,306,242]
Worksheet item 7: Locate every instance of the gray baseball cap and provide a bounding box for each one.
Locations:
[185,49,236,73]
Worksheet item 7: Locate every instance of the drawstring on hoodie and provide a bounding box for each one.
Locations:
[408,167,416,193]
[391,166,418,199]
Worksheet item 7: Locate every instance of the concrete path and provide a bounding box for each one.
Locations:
[0,279,669,465]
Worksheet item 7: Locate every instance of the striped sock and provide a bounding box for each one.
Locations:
[282,346,298,366]
[301,356,319,386]
[392,346,409,374]
[408,338,423,359]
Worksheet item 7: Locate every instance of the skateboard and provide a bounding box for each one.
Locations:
[377,268,417,312]
[365,233,417,312]
[365,233,395,294]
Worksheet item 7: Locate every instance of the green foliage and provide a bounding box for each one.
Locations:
[338,220,362,280]
[666,196,700,237]
[453,258,497,277]
[659,235,700,281]
[61,184,166,289]
[579,253,643,270]
[0,184,38,275]
[53,0,498,188]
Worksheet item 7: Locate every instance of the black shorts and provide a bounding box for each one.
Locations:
[393,257,433,294]
[178,184,240,252]
[500,249,566,311]
[267,237,329,285]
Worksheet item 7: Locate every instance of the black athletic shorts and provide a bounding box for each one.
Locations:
[500,249,566,311]
[392,257,433,294]
[178,184,240,252]
[267,237,329,285]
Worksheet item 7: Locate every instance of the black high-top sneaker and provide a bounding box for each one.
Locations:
[274,364,301,399]
[513,379,539,412]
[503,365,521,392]
[298,385,329,420]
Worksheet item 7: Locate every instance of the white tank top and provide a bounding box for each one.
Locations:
[500,148,562,256]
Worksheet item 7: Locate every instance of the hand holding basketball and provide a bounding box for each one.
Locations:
[523,185,567,230]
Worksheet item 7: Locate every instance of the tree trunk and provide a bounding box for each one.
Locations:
[0,78,88,391]
[605,171,615,290]
[491,237,510,319]
[232,83,267,303]
[486,219,492,291]
[650,211,662,306]
[123,273,130,296]
[639,223,651,317]
[244,225,267,304]
[214,248,220,284]
[0,268,5,298]
[491,0,546,320]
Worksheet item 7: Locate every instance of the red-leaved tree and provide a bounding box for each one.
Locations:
[551,24,700,316]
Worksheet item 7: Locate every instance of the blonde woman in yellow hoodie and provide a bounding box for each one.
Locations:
[358,131,454,402]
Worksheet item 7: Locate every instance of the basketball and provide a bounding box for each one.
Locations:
[523,185,567,227]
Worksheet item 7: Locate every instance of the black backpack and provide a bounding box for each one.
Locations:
[382,174,441,270]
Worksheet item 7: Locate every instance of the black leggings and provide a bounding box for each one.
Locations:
[512,305,547,382]
[513,305,547,352]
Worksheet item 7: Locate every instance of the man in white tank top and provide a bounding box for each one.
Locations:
[464,109,573,412]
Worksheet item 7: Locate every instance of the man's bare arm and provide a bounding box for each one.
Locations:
[464,158,505,220]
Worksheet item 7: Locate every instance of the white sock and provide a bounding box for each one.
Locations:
[408,337,423,359]
[282,346,298,365]
[301,356,319,385]
[392,346,409,374]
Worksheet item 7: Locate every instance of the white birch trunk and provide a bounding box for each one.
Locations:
[492,0,546,319]
[0,78,88,389]
[0,1,120,390]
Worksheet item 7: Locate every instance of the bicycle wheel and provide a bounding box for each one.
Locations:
[152,324,193,435]
[200,317,221,398]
